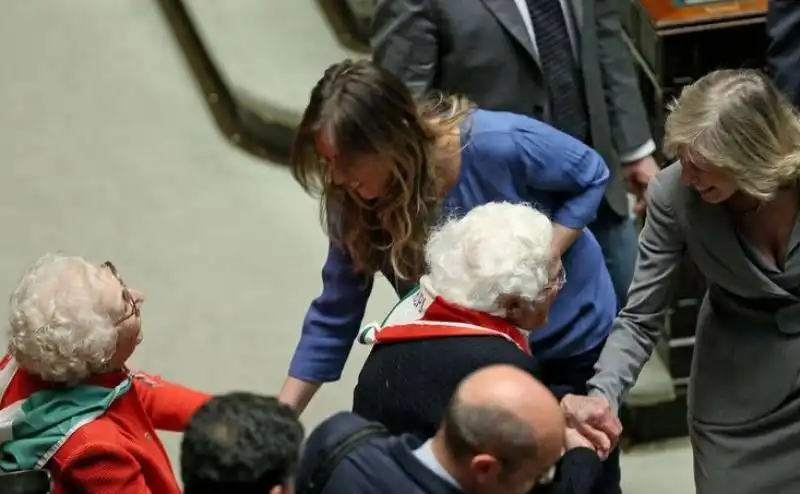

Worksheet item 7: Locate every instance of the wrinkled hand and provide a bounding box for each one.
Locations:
[565,427,595,452]
[622,155,661,215]
[560,394,622,459]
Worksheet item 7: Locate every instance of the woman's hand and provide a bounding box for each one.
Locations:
[560,393,622,459]
[565,427,596,452]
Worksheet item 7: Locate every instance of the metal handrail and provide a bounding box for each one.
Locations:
[154,0,296,164]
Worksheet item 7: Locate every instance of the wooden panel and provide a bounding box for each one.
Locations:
[639,0,767,28]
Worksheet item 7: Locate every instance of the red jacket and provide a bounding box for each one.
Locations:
[0,355,211,494]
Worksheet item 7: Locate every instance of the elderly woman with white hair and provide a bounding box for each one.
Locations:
[562,69,800,494]
[0,254,210,494]
[353,202,603,494]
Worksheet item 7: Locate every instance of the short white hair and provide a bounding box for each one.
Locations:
[7,253,119,383]
[425,202,553,315]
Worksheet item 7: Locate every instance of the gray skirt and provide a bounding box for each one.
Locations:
[688,300,800,494]
[690,390,800,494]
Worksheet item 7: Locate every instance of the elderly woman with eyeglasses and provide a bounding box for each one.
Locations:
[0,254,211,494]
[352,202,603,494]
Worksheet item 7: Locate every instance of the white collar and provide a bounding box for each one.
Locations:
[412,438,462,489]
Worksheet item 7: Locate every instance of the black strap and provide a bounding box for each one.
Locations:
[301,422,389,494]
[0,469,52,494]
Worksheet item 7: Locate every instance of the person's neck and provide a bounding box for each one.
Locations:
[727,183,797,216]
[431,429,472,489]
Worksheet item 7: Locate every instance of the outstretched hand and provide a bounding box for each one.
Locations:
[560,394,622,459]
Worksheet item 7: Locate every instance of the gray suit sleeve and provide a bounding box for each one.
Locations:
[371,0,438,98]
[594,0,653,155]
[587,172,686,413]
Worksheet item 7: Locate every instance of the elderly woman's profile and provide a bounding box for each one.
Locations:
[0,253,210,494]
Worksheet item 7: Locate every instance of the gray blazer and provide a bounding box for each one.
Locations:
[589,163,800,492]
[589,163,800,420]
[371,0,653,217]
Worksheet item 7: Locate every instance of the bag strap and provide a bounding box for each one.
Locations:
[302,422,389,494]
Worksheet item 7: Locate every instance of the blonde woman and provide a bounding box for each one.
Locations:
[564,69,800,493]
[281,59,623,490]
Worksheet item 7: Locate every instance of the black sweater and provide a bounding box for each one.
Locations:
[352,335,601,494]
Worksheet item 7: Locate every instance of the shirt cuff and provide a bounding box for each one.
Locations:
[619,140,656,164]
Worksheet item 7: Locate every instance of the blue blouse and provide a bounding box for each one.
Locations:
[289,109,617,382]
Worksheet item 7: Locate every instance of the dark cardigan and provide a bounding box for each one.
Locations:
[352,335,601,494]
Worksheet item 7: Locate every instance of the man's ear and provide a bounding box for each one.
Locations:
[470,453,501,483]
[269,485,285,494]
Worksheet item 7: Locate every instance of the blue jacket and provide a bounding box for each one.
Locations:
[296,412,459,494]
[295,412,602,494]
[290,110,616,382]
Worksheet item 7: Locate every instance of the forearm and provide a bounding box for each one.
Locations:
[132,373,211,432]
[279,376,322,415]
[586,318,661,414]
[551,224,583,258]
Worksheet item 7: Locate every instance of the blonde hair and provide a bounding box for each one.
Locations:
[291,60,473,280]
[664,69,800,201]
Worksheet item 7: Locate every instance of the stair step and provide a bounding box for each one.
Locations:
[626,352,676,407]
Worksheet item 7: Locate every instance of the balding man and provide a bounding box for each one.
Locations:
[295,365,601,494]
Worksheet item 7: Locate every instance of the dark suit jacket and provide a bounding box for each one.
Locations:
[767,0,800,107]
[352,336,600,494]
[371,0,653,217]
[298,412,601,494]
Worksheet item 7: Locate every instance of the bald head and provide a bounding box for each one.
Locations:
[441,365,565,471]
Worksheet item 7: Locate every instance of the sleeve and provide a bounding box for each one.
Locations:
[766,0,800,107]
[586,171,686,413]
[62,442,152,494]
[371,0,438,97]
[595,0,654,156]
[288,242,374,382]
[510,128,610,229]
[532,448,603,494]
[131,372,211,432]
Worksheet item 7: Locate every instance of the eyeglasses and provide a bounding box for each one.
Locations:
[545,264,567,294]
[102,261,141,326]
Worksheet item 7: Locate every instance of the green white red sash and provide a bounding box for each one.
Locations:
[358,276,530,354]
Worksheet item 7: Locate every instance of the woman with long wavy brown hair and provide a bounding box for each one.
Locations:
[281,60,618,479]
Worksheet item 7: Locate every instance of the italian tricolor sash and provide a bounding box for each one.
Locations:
[358,276,530,354]
[0,355,132,471]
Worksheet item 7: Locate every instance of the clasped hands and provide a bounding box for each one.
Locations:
[560,394,622,460]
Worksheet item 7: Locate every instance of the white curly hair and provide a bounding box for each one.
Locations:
[7,253,119,383]
[425,202,554,316]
